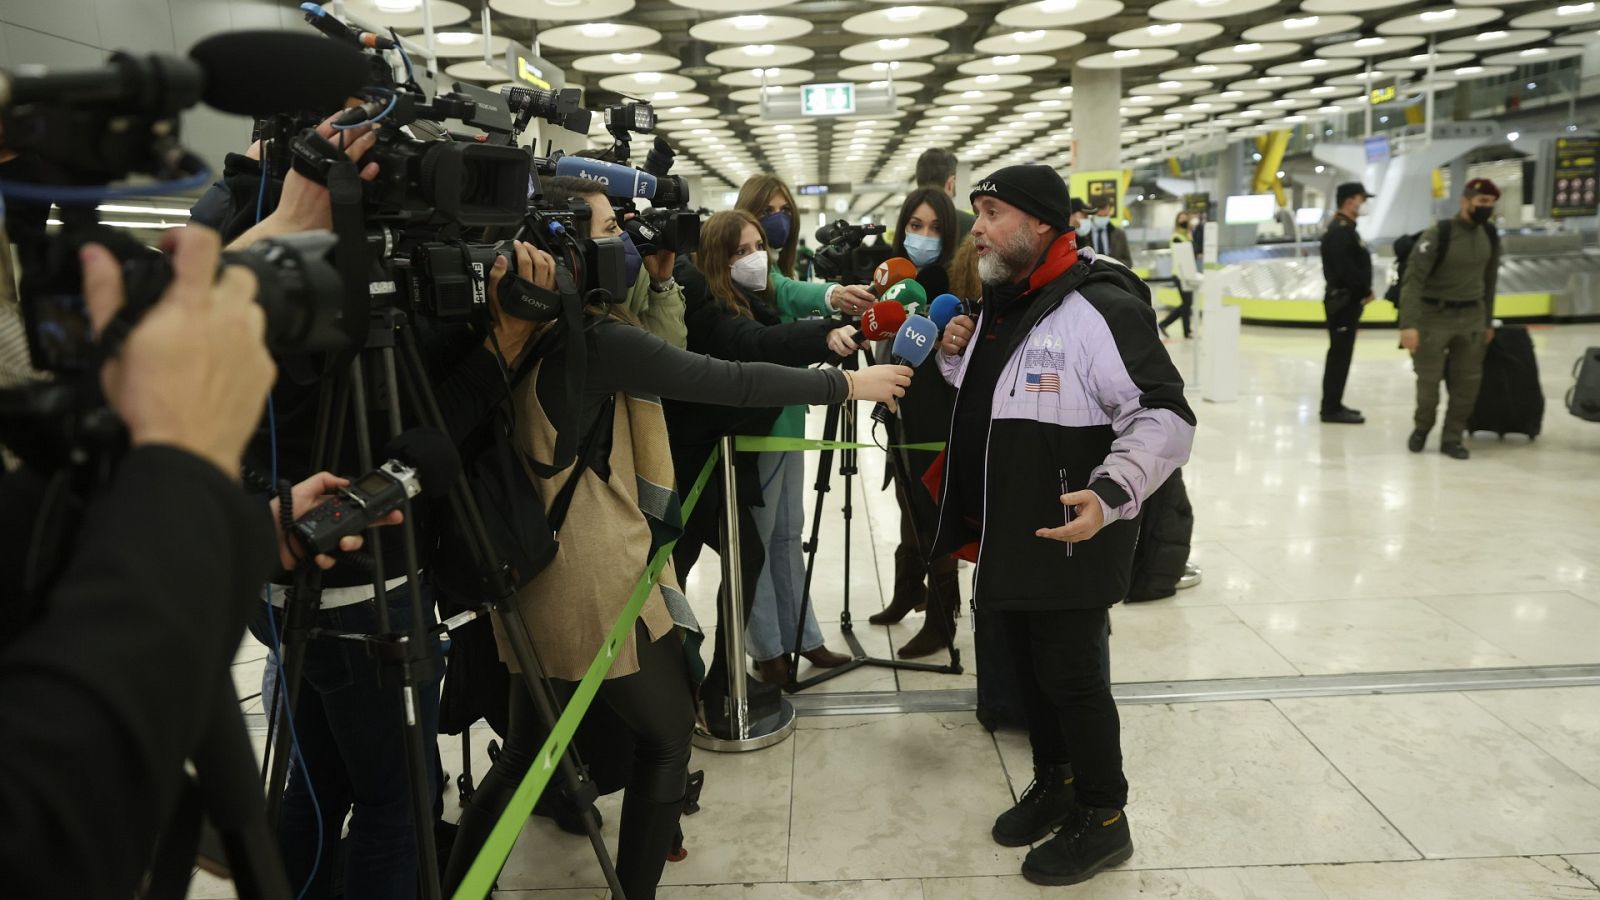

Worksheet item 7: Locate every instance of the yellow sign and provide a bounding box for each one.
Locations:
[517,55,552,90]
[1369,85,1396,106]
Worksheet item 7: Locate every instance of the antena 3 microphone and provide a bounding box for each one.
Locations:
[289,428,461,557]
[871,257,918,297]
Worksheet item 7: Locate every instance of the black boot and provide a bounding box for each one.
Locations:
[614,791,687,900]
[1022,805,1134,886]
[873,547,930,625]
[1408,429,1429,453]
[897,587,957,660]
[992,764,1078,847]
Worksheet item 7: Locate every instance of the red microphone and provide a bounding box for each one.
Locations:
[857,300,909,342]
[871,257,918,297]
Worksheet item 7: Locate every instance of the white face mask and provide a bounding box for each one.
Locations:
[731,249,769,290]
[1075,219,1092,236]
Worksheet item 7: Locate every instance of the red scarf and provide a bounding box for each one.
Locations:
[1027,230,1082,294]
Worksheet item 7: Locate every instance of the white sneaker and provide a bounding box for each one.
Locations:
[1177,563,1202,590]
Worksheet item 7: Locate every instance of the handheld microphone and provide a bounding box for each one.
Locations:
[855,300,908,344]
[0,31,369,116]
[552,155,691,207]
[928,293,963,334]
[871,315,940,427]
[871,257,918,297]
[883,277,927,311]
[301,3,399,51]
[289,428,462,557]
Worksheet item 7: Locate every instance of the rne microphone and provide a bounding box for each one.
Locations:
[855,300,908,343]
[289,428,462,557]
[871,257,918,297]
[551,155,691,207]
[871,315,940,427]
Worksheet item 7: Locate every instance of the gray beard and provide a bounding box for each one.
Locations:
[978,229,1041,285]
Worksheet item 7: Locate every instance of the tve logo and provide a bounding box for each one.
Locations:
[577,172,610,187]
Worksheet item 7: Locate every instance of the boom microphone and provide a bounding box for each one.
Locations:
[301,2,400,50]
[871,257,918,297]
[289,428,462,556]
[189,32,373,116]
[871,315,941,426]
[552,155,691,207]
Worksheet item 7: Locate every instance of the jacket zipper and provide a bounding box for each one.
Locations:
[930,315,983,557]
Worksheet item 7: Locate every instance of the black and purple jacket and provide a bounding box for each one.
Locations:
[930,237,1197,611]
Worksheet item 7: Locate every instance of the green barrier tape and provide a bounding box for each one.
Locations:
[451,445,722,900]
[732,436,947,453]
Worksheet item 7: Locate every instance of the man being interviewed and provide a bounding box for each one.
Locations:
[934,165,1196,887]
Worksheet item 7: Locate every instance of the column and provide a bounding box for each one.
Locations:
[1070,64,1122,172]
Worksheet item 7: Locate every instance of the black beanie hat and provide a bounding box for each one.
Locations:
[970,165,1072,233]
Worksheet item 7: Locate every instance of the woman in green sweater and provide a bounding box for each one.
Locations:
[735,174,877,682]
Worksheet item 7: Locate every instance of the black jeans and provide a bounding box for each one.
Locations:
[444,620,696,898]
[673,472,765,683]
[250,586,444,900]
[1002,607,1128,810]
[1159,287,1194,338]
[1321,294,1363,413]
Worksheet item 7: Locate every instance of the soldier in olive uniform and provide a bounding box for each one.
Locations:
[1319,182,1375,424]
[1398,178,1502,460]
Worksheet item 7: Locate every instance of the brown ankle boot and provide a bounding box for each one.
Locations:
[754,656,792,685]
[897,587,958,660]
[869,590,923,626]
[801,645,853,668]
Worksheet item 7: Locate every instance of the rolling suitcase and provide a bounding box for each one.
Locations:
[1467,325,1544,439]
[1568,346,1600,422]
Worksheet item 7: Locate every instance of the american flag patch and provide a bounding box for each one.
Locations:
[1025,372,1060,394]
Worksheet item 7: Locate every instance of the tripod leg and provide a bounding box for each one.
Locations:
[794,401,842,667]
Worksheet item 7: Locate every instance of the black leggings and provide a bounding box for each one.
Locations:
[444,621,696,898]
[1160,287,1194,337]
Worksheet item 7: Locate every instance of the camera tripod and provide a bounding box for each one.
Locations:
[778,347,962,692]
[259,304,627,900]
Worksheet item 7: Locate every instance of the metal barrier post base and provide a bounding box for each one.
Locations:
[691,701,796,753]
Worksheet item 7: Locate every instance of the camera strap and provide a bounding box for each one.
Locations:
[495,271,563,323]
[288,129,344,187]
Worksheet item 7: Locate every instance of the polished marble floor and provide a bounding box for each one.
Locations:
[211,323,1600,898]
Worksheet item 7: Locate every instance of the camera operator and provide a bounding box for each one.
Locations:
[203,114,532,899]
[0,226,394,897]
[532,173,688,348]
[445,223,911,900]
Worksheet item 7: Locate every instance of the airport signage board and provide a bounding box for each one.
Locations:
[1553,136,1599,219]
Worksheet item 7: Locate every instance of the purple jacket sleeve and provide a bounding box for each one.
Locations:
[1082,293,1197,523]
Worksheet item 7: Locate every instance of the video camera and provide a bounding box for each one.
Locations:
[812,219,890,284]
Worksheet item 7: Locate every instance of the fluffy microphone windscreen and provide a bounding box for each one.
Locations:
[891,315,940,367]
[883,277,927,310]
[190,31,372,116]
[871,257,918,296]
[928,293,963,331]
[383,427,463,497]
[860,301,908,341]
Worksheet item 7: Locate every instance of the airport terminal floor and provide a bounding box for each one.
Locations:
[207,322,1600,900]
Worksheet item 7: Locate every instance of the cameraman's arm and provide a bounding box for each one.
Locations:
[227,117,380,251]
[626,271,688,349]
[0,448,277,897]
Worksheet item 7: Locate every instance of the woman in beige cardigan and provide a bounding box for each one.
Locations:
[444,240,911,899]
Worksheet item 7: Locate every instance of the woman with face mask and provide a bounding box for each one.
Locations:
[671,209,870,689]
[443,211,911,899]
[736,174,877,317]
[869,188,966,659]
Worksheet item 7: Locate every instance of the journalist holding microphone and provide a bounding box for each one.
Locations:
[933,165,1195,887]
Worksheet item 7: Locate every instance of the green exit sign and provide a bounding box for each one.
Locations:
[801,83,856,117]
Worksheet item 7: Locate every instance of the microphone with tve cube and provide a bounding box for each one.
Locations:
[870,314,939,427]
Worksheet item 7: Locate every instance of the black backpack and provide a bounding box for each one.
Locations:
[1385,218,1500,303]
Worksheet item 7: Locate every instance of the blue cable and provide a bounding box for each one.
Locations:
[0,168,213,205]
[264,396,326,900]
[332,89,398,131]
[255,157,269,224]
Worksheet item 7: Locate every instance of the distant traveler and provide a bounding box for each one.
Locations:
[1398,178,1502,460]
[1319,182,1375,425]
[1161,211,1199,339]
[1085,197,1131,262]
[915,147,977,236]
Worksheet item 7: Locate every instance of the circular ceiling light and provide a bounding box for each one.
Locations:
[539,22,661,51]
[354,0,470,26]
[1109,21,1223,47]
[1485,44,1585,63]
[572,51,683,73]
[841,36,949,61]
[1440,28,1550,49]
[1299,0,1413,11]
[943,73,1033,91]
[1319,35,1427,56]
[843,5,968,35]
[1196,41,1300,63]
[1147,0,1277,20]
[1511,2,1600,28]
[1378,6,1506,35]
[994,0,1124,28]
[1076,47,1180,68]
[490,0,632,20]
[957,53,1055,74]
[1160,63,1251,80]
[1243,14,1363,41]
[1378,51,1476,70]
[975,29,1087,53]
[705,43,814,67]
[1266,57,1362,76]
[600,71,698,93]
[718,67,814,87]
[1127,79,1213,94]
[689,15,812,43]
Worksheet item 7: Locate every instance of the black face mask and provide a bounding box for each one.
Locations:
[1470,206,1494,225]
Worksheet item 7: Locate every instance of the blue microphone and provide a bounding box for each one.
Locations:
[871,314,939,426]
[552,155,658,199]
[928,293,963,334]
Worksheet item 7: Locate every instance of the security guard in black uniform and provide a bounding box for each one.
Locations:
[1318,182,1375,424]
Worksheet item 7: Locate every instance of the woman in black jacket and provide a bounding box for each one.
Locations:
[868,187,966,659]
[667,210,863,690]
